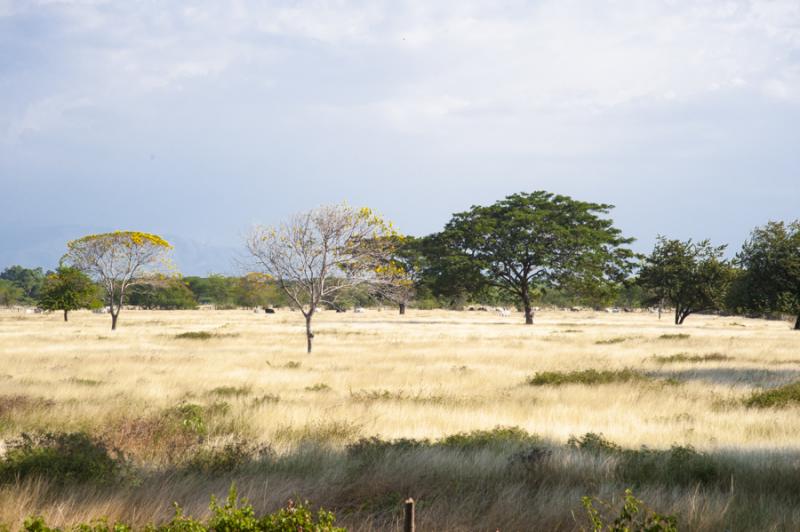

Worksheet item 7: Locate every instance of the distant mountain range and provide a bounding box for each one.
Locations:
[0,225,241,276]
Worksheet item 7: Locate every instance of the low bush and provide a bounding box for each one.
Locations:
[527,369,647,386]
[582,489,677,532]
[184,440,274,475]
[440,426,540,451]
[210,386,252,398]
[658,333,690,340]
[174,331,214,340]
[744,382,800,408]
[21,486,344,531]
[0,432,129,486]
[652,352,730,364]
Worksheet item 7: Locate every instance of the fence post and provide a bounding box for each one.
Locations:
[403,498,415,532]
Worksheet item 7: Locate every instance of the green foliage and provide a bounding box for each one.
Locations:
[127,279,198,310]
[658,333,690,340]
[0,279,25,306]
[37,267,100,318]
[0,432,128,486]
[20,486,344,532]
[732,220,800,328]
[652,353,730,363]
[209,386,252,398]
[582,489,677,532]
[439,426,540,451]
[638,236,733,325]
[183,441,273,475]
[0,265,45,302]
[174,331,213,340]
[431,191,635,321]
[744,382,800,408]
[527,369,647,386]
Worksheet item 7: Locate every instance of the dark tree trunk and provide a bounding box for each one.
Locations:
[399,302,406,315]
[63,309,68,322]
[305,314,314,353]
[675,306,690,325]
[111,311,118,330]
[658,298,663,320]
[795,314,800,330]
[521,285,534,325]
[674,306,681,325]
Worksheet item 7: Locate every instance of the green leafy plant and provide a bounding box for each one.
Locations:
[582,489,677,531]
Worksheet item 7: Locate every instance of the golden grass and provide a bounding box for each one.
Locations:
[1,307,799,530]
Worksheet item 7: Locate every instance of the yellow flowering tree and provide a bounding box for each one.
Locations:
[246,204,400,353]
[62,231,174,330]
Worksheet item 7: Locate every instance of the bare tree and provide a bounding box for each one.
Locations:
[62,231,173,330]
[246,204,399,353]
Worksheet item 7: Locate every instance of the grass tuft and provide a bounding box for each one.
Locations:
[745,382,800,408]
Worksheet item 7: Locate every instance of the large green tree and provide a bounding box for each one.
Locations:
[435,191,635,324]
[37,266,100,321]
[734,221,800,330]
[639,236,732,325]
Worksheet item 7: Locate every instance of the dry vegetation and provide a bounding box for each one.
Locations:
[1,308,799,530]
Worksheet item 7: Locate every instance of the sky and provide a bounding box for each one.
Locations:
[1,0,799,260]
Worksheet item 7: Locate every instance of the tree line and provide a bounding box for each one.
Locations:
[1,191,798,348]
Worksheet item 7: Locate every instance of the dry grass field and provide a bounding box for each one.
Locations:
[1,308,800,530]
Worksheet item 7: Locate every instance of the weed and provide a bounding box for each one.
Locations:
[652,352,731,364]
[658,333,690,340]
[210,385,252,398]
[745,382,800,408]
[305,383,331,392]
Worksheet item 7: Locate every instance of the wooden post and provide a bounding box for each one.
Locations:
[403,498,415,532]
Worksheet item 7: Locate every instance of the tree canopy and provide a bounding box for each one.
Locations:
[62,231,173,329]
[246,204,400,352]
[639,237,732,325]
[37,266,100,321]
[733,221,800,329]
[433,191,635,323]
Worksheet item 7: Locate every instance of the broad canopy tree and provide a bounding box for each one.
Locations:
[37,266,99,321]
[734,221,800,330]
[246,204,401,353]
[638,236,731,325]
[62,231,173,330]
[435,191,635,324]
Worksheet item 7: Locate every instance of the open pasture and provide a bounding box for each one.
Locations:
[1,308,799,530]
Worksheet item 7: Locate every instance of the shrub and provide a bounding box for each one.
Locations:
[658,333,690,340]
[527,369,647,386]
[618,445,729,487]
[652,352,730,364]
[567,432,621,453]
[0,432,128,486]
[175,331,214,340]
[305,383,331,392]
[440,426,540,451]
[582,489,677,532]
[21,486,344,532]
[595,337,630,345]
[744,382,800,408]
[184,440,274,475]
[210,386,252,398]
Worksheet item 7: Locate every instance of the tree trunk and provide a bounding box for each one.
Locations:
[111,311,118,330]
[399,302,406,315]
[674,306,681,325]
[521,286,533,325]
[305,314,314,353]
[795,314,800,330]
[658,298,663,320]
[63,309,68,322]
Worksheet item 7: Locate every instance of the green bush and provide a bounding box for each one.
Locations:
[527,369,647,386]
[0,432,128,486]
[21,486,344,531]
[440,426,540,451]
[652,352,730,363]
[184,441,273,475]
[744,382,800,408]
[582,489,677,532]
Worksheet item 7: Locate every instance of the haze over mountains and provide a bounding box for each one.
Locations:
[0,225,239,276]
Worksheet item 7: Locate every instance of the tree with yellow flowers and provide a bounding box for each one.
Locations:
[62,231,174,330]
[246,204,401,353]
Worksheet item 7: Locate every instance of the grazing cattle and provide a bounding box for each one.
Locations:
[496,308,511,317]
[354,307,365,313]
[336,308,346,313]
[265,308,276,314]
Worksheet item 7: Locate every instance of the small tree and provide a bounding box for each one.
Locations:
[639,236,731,325]
[372,236,422,315]
[435,191,635,324]
[246,204,399,353]
[62,231,173,330]
[0,280,24,307]
[37,266,99,321]
[734,220,800,330]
